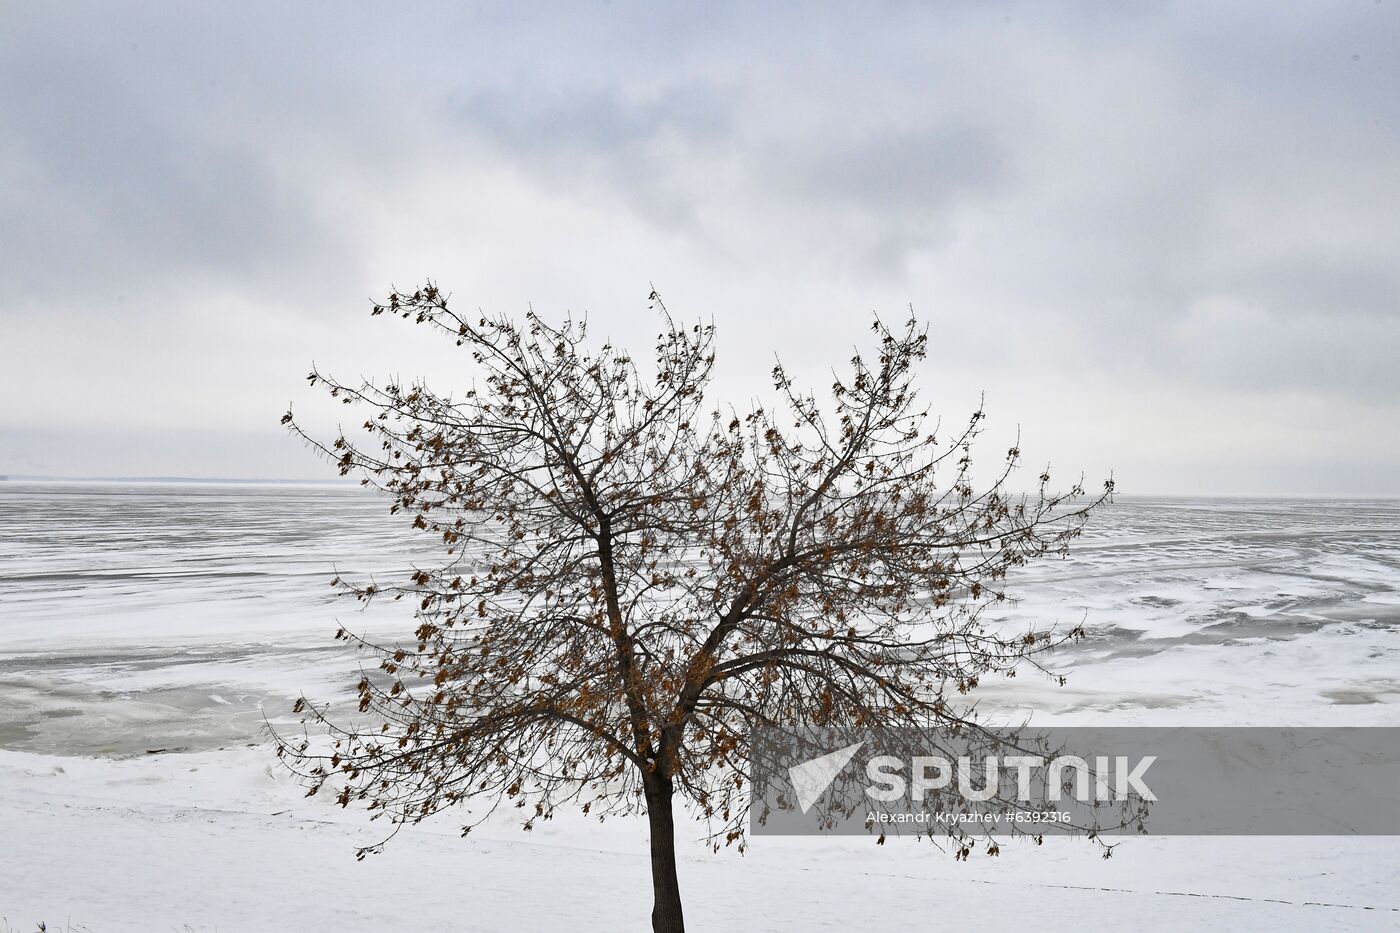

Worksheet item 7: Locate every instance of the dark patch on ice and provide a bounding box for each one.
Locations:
[1074,624,1147,644]
[1184,612,1331,645]
[0,678,285,756]
[1131,595,1182,608]
[1321,689,1382,705]
[0,642,346,674]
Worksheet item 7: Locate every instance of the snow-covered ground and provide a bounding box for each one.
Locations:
[3,482,1400,930]
[6,745,1400,932]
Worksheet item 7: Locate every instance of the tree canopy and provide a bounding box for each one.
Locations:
[274,284,1112,932]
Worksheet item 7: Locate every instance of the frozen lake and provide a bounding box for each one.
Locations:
[3,481,1398,752]
[2,481,1399,930]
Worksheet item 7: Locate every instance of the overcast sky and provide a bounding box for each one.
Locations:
[1,2,1397,494]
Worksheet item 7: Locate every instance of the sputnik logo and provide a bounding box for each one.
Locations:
[788,742,864,814]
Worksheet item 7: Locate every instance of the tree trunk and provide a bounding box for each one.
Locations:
[644,774,685,933]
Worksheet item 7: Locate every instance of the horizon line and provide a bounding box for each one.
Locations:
[2,474,1397,500]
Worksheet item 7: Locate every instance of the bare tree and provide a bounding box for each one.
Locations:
[274,283,1113,933]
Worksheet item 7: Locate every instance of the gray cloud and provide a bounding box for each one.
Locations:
[1,1,1397,492]
[0,9,331,307]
